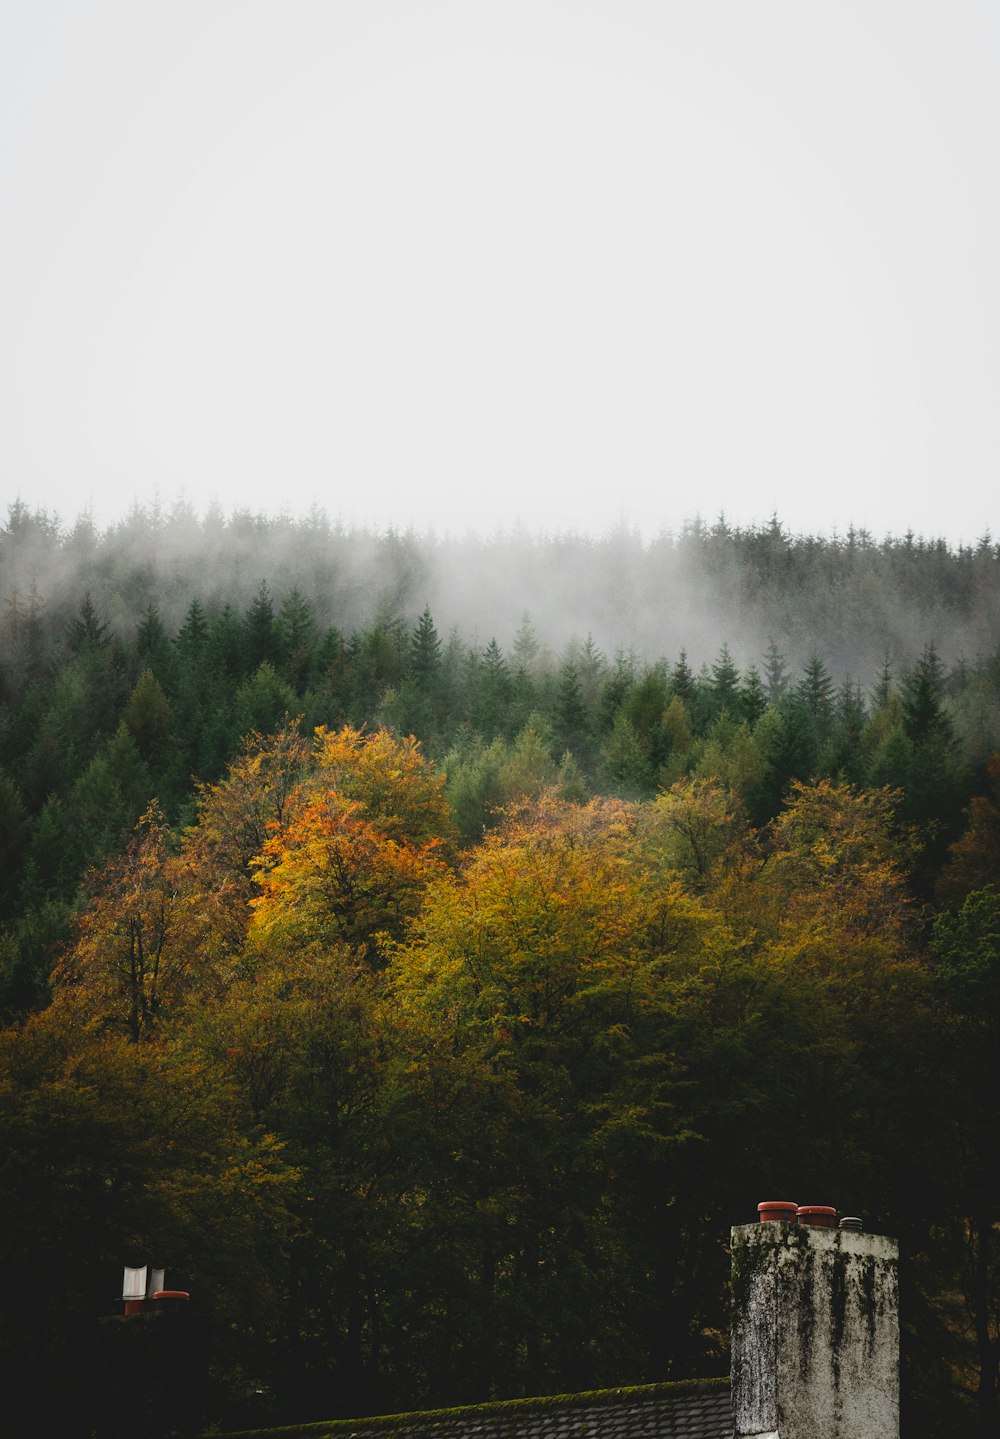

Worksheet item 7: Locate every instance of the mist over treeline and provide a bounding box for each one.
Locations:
[3,498,999,679]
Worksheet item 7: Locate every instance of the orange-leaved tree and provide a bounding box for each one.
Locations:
[312,724,452,845]
[249,726,452,962]
[181,722,312,948]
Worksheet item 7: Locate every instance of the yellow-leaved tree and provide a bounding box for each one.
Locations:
[52,803,221,1042]
[249,725,452,963]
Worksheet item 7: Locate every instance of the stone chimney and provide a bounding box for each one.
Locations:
[731,1214,899,1439]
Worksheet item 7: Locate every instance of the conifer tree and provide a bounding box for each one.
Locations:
[739,664,768,726]
[244,582,277,672]
[409,607,441,681]
[763,638,789,704]
[476,639,515,741]
[709,643,741,718]
[208,603,246,684]
[871,652,895,712]
[133,605,173,689]
[175,598,210,664]
[795,655,835,721]
[124,669,173,763]
[275,588,316,692]
[66,593,109,654]
[669,648,696,706]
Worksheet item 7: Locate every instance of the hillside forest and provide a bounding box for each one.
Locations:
[1,503,999,1438]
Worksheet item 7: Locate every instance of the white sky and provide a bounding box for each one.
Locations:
[1,0,998,542]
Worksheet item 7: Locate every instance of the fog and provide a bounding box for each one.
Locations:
[3,3,999,546]
[3,502,997,689]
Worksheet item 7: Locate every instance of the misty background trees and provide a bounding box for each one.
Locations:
[1,501,999,1437]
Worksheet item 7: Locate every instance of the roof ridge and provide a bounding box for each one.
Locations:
[213,1377,731,1439]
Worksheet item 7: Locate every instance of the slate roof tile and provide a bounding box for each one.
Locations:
[218,1379,732,1439]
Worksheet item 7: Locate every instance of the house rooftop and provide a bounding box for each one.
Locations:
[213,1378,733,1439]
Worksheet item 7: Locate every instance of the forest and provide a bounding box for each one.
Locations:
[1,501,999,1437]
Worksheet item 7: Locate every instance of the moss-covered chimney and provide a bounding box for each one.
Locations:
[731,1217,899,1438]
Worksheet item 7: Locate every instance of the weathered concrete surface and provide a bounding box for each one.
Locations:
[730,1223,899,1439]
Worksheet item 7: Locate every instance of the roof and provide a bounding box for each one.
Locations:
[213,1379,733,1439]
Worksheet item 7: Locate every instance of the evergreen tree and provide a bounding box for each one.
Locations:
[669,649,696,707]
[244,582,277,672]
[123,669,173,763]
[624,669,671,777]
[823,679,867,784]
[511,612,541,676]
[232,663,297,741]
[871,653,895,712]
[208,604,246,684]
[898,647,965,885]
[601,711,652,794]
[739,664,768,726]
[763,638,789,704]
[172,599,216,780]
[347,612,406,717]
[575,634,608,708]
[134,605,171,679]
[64,727,154,870]
[0,581,48,700]
[306,627,349,730]
[408,607,442,687]
[275,588,316,692]
[709,644,741,718]
[66,593,109,654]
[597,649,638,737]
[903,645,952,746]
[476,639,515,742]
[175,598,210,666]
[0,771,30,921]
[794,655,835,722]
[554,659,591,766]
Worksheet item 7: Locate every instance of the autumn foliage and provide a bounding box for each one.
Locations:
[2,721,998,1436]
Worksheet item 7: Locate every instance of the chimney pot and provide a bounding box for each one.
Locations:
[796,1205,837,1227]
[757,1200,798,1222]
[838,1215,864,1231]
[151,1290,190,1314]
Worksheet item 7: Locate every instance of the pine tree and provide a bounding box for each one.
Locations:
[554,659,590,765]
[763,638,789,704]
[477,639,515,741]
[670,649,696,706]
[708,644,740,719]
[871,653,895,712]
[511,613,541,675]
[902,645,952,745]
[175,598,209,665]
[600,711,651,794]
[275,588,316,693]
[123,670,173,763]
[135,606,172,680]
[795,655,835,721]
[576,635,607,707]
[245,582,277,672]
[408,607,442,687]
[67,593,109,654]
[739,664,768,726]
[208,604,246,684]
[823,679,867,783]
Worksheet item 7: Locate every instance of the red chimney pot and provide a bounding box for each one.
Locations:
[757,1201,798,1222]
[796,1205,837,1228]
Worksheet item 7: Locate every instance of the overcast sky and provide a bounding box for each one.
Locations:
[2,1,998,542]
